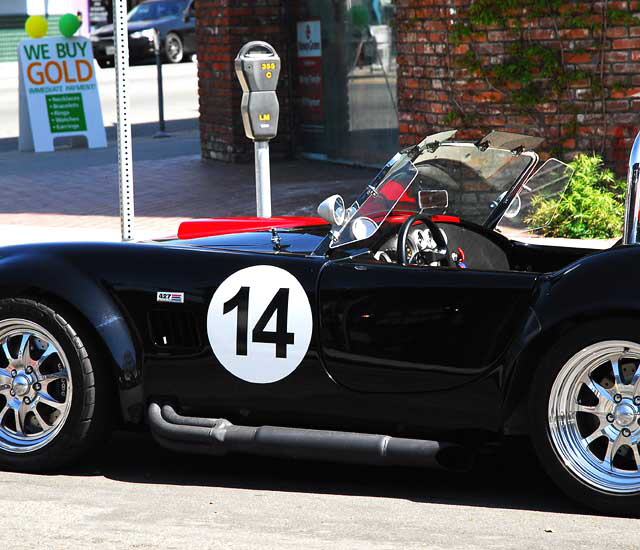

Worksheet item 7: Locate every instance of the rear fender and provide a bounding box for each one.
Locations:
[502,246,640,432]
[0,251,142,423]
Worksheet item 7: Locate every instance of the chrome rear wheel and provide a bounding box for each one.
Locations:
[549,340,640,494]
[0,320,73,453]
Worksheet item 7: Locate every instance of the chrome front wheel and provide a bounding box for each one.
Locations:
[0,299,110,472]
[548,340,640,494]
[0,320,73,453]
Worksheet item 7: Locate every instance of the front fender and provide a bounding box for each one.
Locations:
[0,249,142,423]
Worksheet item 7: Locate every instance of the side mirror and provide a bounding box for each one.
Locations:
[317,195,346,227]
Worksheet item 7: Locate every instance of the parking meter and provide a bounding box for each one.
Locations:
[235,41,281,141]
[235,41,281,217]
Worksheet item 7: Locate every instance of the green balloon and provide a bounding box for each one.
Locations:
[59,13,81,38]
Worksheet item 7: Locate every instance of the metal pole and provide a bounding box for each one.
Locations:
[113,0,134,241]
[623,131,640,245]
[153,28,170,138]
[255,141,272,217]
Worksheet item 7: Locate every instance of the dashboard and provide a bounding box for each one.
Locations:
[372,220,511,271]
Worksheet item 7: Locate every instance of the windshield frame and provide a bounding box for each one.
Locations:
[314,141,540,255]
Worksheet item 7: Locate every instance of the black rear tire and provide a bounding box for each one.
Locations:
[530,318,640,516]
[0,299,111,472]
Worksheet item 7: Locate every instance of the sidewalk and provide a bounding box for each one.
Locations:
[0,130,377,246]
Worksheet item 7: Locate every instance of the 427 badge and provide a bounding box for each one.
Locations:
[157,292,185,304]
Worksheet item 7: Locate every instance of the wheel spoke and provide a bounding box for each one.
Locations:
[631,445,640,471]
[584,377,615,405]
[31,408,48,432]
[632,363,640,393]
[0,404,10,426]
[583,429,604,446]
[574,403,605,416]
[0,368,12,385]
[39,369,67,385]
[611,358,623,390]
[1,341,13,364]
[13,406,26,436]
[603,432,625,470]
[17,334,31,365]
[35,345,57,371]
[37,392,64,410]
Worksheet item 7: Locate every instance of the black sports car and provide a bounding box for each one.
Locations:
[1,130,640,516]
[91,0,196,68]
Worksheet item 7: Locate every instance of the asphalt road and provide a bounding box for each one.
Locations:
[0,432,637,549]
[0,60,199,139]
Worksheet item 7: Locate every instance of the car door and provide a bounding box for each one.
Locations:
[318,259,538,393]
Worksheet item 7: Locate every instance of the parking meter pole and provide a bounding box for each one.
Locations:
[113,0,135,241]
[153,28,170,139]
[255,141,272,217]
[235,41,281,218]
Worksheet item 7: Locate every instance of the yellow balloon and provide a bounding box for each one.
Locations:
[25,16,48,39]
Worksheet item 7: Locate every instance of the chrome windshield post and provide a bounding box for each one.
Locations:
[623,131,640,245]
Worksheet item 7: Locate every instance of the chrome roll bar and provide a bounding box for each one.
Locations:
[623,131,640,245]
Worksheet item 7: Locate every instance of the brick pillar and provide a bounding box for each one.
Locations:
[196,1,293,162]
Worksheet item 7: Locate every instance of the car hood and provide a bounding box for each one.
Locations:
[159,227,327,255]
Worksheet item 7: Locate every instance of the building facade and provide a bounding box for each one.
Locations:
[196,0,640,175]
[196,0,399,166]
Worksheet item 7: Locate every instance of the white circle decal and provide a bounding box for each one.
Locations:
[207,265,313,383]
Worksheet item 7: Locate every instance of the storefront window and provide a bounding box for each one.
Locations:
[296,0,397,167]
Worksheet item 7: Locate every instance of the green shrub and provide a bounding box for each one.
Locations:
[525,154,626,239]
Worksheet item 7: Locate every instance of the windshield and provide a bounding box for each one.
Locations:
[330,142,534,248]
[129,1,184,21]
[496,158,574,238]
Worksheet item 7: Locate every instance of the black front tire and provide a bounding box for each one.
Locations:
[530,318,640,516]
[0,299,111,472]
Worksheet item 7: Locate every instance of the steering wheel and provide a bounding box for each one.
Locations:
[397,213,450,266]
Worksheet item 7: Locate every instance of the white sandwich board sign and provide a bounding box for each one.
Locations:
[18,36,107,152]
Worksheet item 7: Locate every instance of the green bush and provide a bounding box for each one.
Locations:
[525,154,626,239]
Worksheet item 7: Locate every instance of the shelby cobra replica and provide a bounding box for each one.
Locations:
[1,130,640,515]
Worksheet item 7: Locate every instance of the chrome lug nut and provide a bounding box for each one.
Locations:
[10,370,16,378]
[25,366,32,374]
[9,390,15,397]
[614,394,623,403]
[622,427,631,437]
[607,413,615,423]
[33,383,41,391]
[635,396,640,406]
[23,397,30,405]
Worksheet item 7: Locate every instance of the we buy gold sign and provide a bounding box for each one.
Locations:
[18,36,106,152]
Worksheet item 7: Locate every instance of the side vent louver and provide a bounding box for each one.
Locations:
[148,310,200,349]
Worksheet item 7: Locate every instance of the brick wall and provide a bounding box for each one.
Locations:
[396,0,640,175]
[195,0,293,162]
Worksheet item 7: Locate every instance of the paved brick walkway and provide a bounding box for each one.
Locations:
[0,131,376,245]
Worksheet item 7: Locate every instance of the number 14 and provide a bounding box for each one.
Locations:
[223,287,295,358]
